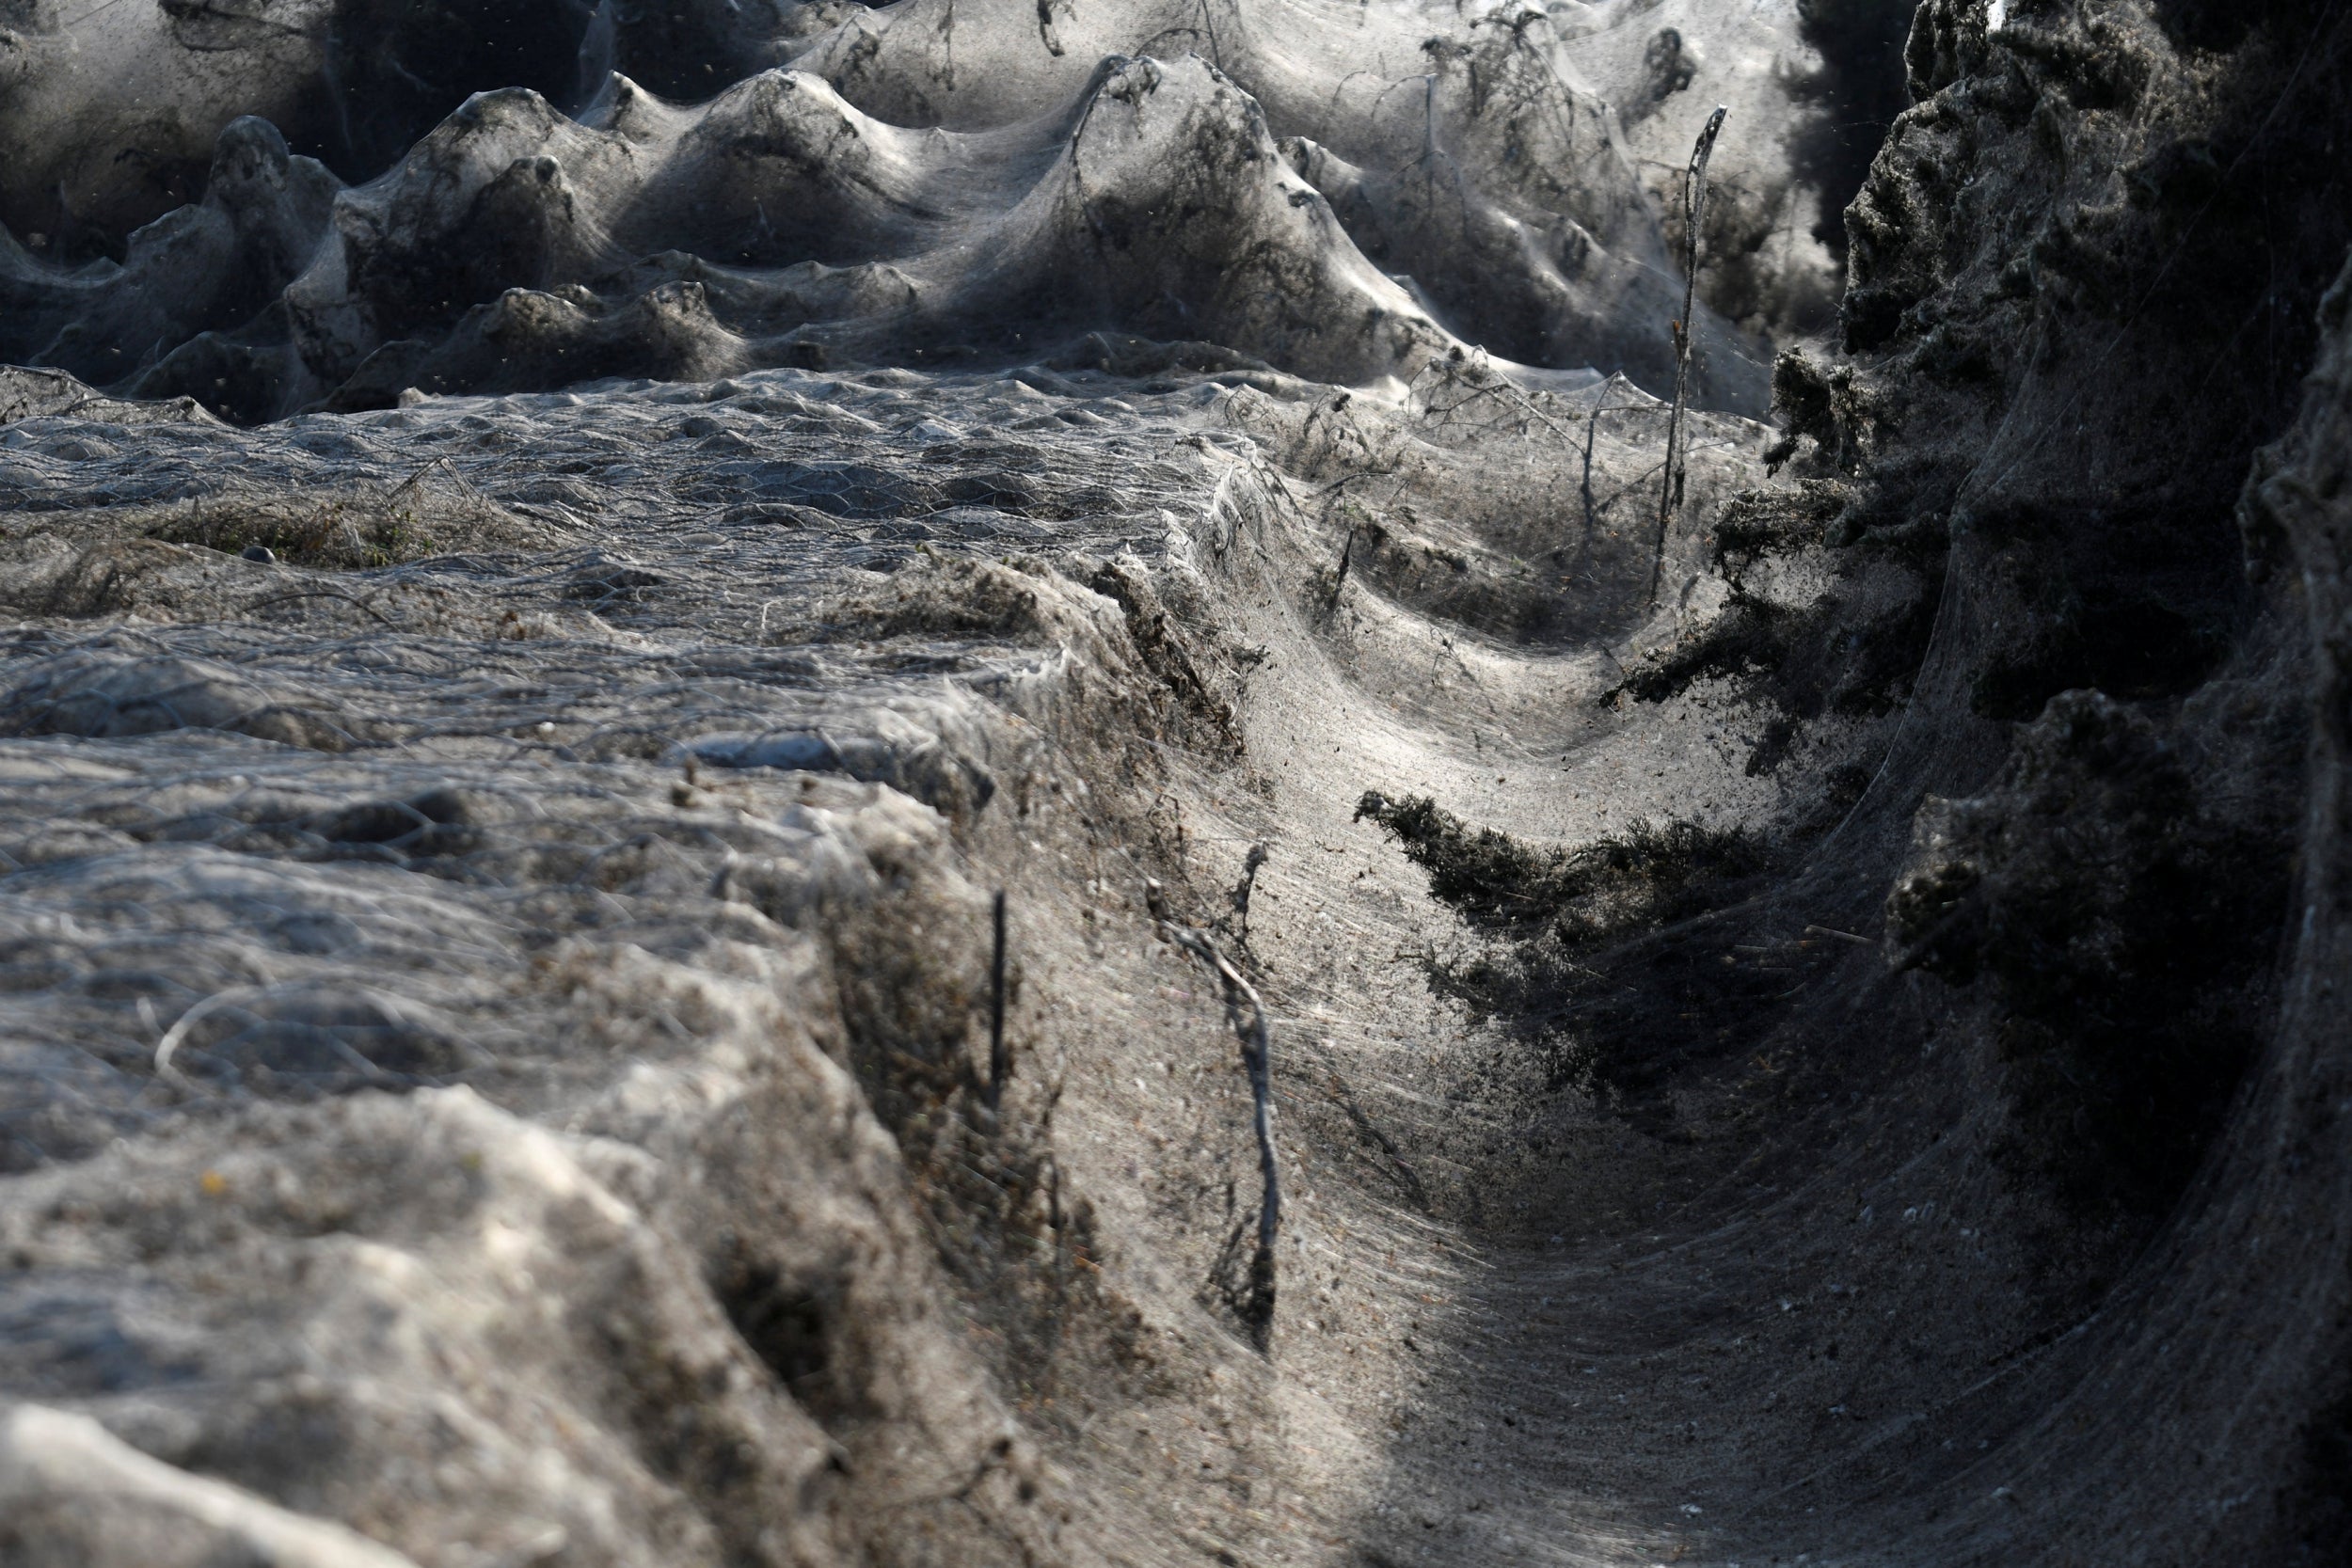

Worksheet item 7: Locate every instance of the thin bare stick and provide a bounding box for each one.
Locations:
[1659,106,1728,550]
[1146,878,1279,1346]
[986,889,1009,1114]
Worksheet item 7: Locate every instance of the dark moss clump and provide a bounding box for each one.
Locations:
[1886,690,2293,1213]
[1712,479,1853,577]
[1602,471,1836,715]
[1606,562,1937,729]
[1606,586,1799,708]
[1604,358,1941,756]
[1357,792,1768,944]
[147,499,420,569]
[1602,482,1942,762]
[140,484,540,570]
[1356,792,1779,1094]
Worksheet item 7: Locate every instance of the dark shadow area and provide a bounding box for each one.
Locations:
[1790,0,1921,258]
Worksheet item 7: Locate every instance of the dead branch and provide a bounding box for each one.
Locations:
[1659,105,1728,546]
[1145,878,1279,1347]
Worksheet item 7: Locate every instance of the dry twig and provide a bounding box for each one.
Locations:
[1145,878,1279,1346]
[1660,105,1728,539]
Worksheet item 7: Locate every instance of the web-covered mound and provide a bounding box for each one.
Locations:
[0,0,1773,420]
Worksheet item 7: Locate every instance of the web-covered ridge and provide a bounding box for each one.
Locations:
[0,365,1251,1169]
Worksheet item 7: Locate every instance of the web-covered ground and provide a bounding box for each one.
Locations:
[8,2,2352,1566]
[0,348,1817,1566]
[0,367,1216,1159]
[0,324,2233,1568]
